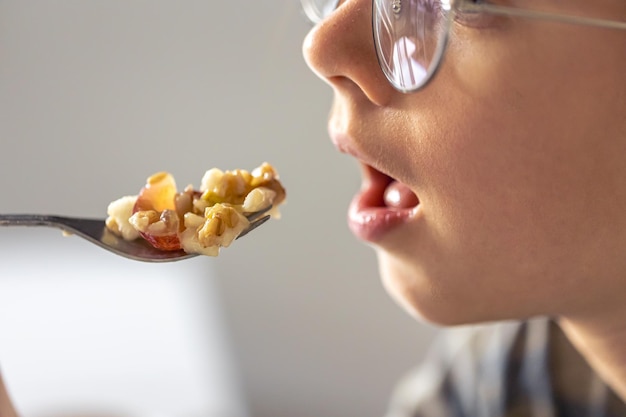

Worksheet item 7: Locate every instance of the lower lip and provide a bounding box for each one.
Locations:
[348,188,419,243]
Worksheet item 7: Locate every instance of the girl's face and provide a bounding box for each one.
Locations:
[303,0,626,325]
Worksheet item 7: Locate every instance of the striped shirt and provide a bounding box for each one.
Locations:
[386,318,626,417]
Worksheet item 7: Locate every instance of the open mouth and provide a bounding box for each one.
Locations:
[348,164,420,242]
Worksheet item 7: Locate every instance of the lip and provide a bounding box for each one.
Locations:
[330,130,420,243]
[348,165,419,242]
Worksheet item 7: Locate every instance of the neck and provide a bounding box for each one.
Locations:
[559,304,626,403]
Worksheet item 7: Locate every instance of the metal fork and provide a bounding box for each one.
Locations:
[0,209,271,263]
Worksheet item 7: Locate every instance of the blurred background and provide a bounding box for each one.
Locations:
[0,1,436,416]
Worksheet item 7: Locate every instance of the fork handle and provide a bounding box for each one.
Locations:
[0,214,68,227]
[0,214,59,226]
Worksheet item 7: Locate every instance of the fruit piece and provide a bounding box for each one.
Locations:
[133,172,178,212]
[131,172,182,251]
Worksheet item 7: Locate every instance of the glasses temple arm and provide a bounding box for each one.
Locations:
[458,2,626,31]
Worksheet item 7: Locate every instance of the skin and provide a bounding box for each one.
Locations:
[303,0,626,401]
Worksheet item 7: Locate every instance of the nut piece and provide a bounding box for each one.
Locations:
[242,187,276,213]
[129,209,179,236]
[179,204,249,256]
[197,204,248,248]
[105,195,140,241]
[200,168,252,205]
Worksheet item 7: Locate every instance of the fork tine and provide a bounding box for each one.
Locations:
[244,205,273,222]
[237,215,270,240]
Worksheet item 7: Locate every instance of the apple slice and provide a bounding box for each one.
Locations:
[130,172,182,251]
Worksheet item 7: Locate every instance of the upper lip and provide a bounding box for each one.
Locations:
[331,129,378,170]
[329,127,401,186]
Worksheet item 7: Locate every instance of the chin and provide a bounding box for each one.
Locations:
[376,249,514,327]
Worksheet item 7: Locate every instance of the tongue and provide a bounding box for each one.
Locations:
[383,181,419,209]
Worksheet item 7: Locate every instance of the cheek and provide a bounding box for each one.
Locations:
[423,27,623,276]
[409,96,623,319]
[386,74,622,322]
[377,20,626,323]
[441,97,588,249]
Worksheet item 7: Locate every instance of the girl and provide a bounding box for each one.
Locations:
[301,0,626,415]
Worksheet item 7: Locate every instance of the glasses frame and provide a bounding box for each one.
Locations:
[460,1,626,31]
[302,0,341,24]
[372,0,453,93]
[301,0,626,93]
[378,0,626,92]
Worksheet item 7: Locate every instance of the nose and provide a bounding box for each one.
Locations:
[302,0,396,106]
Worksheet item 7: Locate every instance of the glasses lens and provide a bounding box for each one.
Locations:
[301,0,341,24]
[373,0,452,92]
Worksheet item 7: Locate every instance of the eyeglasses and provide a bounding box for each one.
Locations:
[301,0,626,93]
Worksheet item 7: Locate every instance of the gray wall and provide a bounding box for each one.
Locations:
[0,2,436,417]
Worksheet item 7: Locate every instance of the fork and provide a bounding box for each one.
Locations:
[0,209,271,263]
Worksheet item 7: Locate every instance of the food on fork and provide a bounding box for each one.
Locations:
[105,162,285,256]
